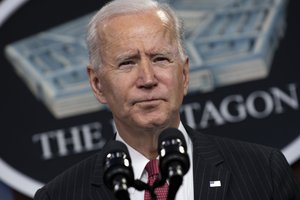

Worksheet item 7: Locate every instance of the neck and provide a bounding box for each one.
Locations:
[115,121,180,160]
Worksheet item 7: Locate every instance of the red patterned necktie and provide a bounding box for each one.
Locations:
[144,159,168,200]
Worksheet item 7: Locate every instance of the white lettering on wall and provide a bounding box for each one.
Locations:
[271,84,299,113]
[32,122,106,160]
[181,83,299,129]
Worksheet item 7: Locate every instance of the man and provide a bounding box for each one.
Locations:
[34,0,300,199]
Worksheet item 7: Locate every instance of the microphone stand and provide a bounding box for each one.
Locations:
[133,180,158,200]
[166,176,182,200]
[113,175,131,200]
[166,163,184,200]
[151,173,182,200]
[115,170,182,200]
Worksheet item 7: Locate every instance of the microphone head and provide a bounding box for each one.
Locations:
[102,140,134,190]
[158,128,187,149]
[158,128,190,180]
[102,140,130,158]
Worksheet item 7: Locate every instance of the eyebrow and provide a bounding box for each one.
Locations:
[146,46,177,56]
[115,50,140,62]
[115,48,176,62]
[148,51,173,57]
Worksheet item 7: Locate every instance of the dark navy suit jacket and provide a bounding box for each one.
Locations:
[34,126,300,200]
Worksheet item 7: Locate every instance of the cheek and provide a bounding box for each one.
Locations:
[160,70,184,97]
[172,70,187,99]
[103,75,133,103]
[172,68,185,87]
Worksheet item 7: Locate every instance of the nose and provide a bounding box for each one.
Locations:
[137,60,158,89]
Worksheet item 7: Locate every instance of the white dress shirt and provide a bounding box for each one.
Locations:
[116,122,194,200]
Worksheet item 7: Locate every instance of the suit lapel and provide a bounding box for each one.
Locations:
[186,126,231,200]
[90,133,117,187]
[90,137,117,200]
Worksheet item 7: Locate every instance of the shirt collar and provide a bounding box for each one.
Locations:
[115,131,149,180]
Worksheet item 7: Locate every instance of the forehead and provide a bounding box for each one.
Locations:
[98,9,175,47]
[100,8,171,30]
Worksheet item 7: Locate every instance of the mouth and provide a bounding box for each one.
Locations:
[132,98,164,106]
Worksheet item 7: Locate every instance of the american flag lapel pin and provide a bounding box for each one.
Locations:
[209,180,221,187]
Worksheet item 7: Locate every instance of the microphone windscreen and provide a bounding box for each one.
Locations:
[158,128,187,148]
[102,140,130,157]
[102,140,133,200]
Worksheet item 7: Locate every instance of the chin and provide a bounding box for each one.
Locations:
[138,117,171,130]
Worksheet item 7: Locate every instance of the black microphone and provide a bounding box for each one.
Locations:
[102,140,134,200]
[157,128,190,200]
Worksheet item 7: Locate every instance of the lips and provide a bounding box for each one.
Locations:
[132,97,165,105]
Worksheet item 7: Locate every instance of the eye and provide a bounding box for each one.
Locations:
[153,56,170,63]
[119,60,135,68]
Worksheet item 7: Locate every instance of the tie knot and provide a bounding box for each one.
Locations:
[145,159,159,177]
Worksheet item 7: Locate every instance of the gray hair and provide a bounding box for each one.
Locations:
[86,0,186,70]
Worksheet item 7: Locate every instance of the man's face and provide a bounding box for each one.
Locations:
[89,10,189,132]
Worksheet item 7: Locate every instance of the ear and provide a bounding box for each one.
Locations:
[87,65,108,104]
[182,57,190,95]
